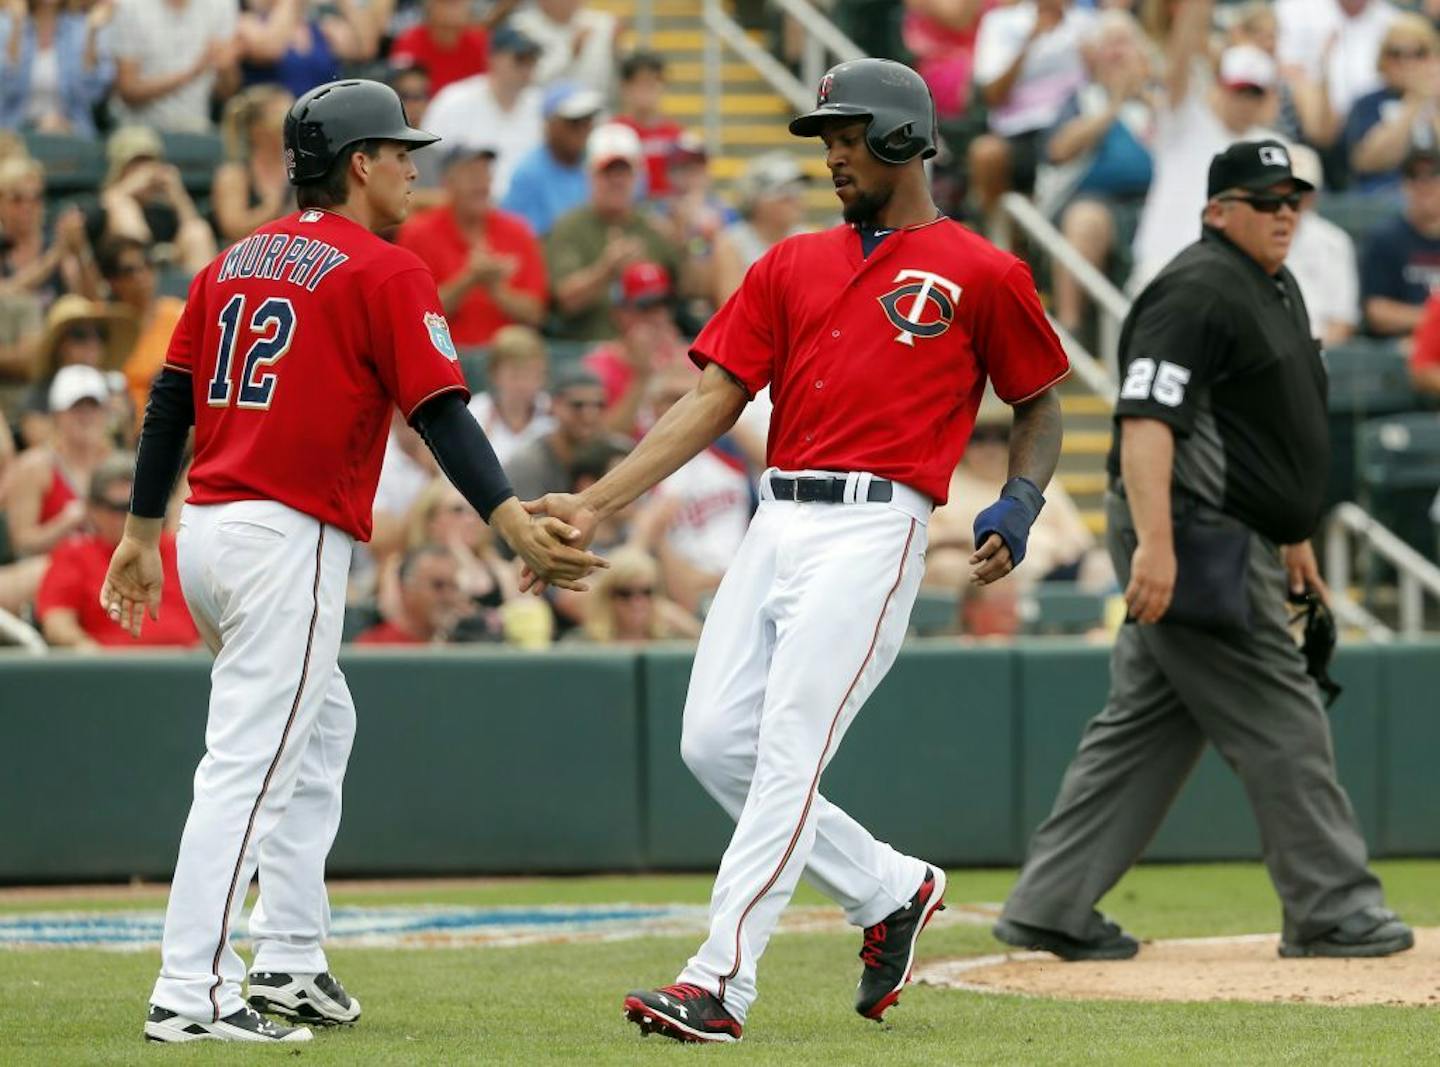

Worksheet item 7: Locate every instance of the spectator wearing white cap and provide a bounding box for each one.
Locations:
[1130,15,1284,292]
[545,122,685,342]
[1276,0,1400,126]
[420,24,544,201]
[4,363,115,558]
[712,151,811,305]
[511,0,620,97]
[1284,143,1359,347]
[501,81,605,237]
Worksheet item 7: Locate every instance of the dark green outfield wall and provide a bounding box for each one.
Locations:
[0,641,1434,882]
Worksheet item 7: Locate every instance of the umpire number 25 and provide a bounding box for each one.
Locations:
[208,294,296,410]
[1119,358,1190,407]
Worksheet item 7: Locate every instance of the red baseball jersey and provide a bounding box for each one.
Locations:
[690,218,1069,504]
[164,210,469,541]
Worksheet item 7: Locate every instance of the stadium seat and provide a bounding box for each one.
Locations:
[457,346,489,392]
[1326,338,1421,505]
[1020,582,1106,635]
[159,131,225,196]
[154,264,194,299]
[1315,192,1395,248]
[1357,413,1440,556]
[23,132,105,195]
[910,588,958,636]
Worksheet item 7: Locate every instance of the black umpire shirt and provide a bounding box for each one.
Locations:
[1106,226,1329,545]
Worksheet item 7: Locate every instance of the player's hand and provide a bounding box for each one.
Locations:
[1281,541,1330,607]
[494,497,606,592]
[518,493,603,592]
[969,533,1014,586]
[99,534,164,639]
[1125,538,1176,624]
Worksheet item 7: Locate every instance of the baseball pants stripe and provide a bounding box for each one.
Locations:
[152,501,353,1022]
[676,474,930,1022]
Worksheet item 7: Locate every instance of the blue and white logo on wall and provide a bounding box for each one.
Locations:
[424,311,458,361]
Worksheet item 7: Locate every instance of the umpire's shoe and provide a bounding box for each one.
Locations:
[144,1003,312,1043]
[855,866,948,1020]
[993,911,1139,961]
[1279,906,1415,959]
[247,970,362,1025]
[623,983,743,1043]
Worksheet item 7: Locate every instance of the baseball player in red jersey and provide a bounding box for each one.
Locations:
[99,80,604,1044]
[523,58,1069,1042]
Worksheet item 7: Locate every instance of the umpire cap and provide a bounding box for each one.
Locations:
[788,58,937,165]
[284,79,440,185]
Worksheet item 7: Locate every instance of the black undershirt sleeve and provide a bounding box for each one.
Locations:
[130,367,196,519]
[410,391,516,523]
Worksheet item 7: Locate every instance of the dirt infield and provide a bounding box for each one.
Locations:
[918,929,1440,1007]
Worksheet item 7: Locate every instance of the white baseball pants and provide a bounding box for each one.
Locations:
[152,500,355,1022]
[675,470,931,1023]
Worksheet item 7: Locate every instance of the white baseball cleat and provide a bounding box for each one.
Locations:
[143,1003,313,1043]
[247,970,362,1025]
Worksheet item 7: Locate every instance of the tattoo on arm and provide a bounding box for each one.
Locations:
[1007,389,1064,489]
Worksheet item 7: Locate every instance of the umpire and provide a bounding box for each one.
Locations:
[994,140,1414,961]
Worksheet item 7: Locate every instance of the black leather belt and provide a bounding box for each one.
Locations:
[769,475,894,503]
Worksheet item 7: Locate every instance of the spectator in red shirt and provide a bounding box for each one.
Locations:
[1409,291,1440,397]
[396,146,548,346]
[584,261,688,436]
[34,452,200,650]
[354,544,466,645]
[613,51,683,198]
[389,0,519,93]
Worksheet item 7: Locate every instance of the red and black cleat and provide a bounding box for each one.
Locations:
[623,983,743,1044]
[855,866,948,1021]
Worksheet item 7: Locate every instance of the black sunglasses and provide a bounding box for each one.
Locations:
[1218,192,1302,213]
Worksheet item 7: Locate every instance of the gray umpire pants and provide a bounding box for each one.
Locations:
[1002,491,1384,945]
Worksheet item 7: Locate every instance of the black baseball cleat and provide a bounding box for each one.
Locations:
[247,970,361,1025]
[1279,906,1415,959]
[855,866,948,1020]
[143,1003,313,1043]
[993,911,1139,961]
[623,983,743,1043]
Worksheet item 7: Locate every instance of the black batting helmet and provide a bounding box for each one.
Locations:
[284,79,439,185]
[788,58,937,165]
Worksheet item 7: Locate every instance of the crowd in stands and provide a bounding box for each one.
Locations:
[2,0,1439,652]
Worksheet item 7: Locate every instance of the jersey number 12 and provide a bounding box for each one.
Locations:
[208,294,296,410]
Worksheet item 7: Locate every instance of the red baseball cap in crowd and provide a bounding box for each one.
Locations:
[620,261,672,307]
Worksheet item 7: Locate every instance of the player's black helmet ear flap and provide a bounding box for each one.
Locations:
[788,58,937,166]
[284,79,440,185]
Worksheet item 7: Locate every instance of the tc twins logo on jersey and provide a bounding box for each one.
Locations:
[878,269,961,347]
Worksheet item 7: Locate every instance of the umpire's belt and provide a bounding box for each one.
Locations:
[769,474,893,503]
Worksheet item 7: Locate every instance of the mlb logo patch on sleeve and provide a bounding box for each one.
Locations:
[424,311,458,360]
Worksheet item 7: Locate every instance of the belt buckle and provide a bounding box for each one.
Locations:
[794,478,829,503]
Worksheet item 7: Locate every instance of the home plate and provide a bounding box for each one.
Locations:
[917,929,1440,1007]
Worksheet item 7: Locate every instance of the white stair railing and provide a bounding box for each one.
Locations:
[1324,503,1440,638]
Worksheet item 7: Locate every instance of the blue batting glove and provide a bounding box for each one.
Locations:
[973,476,1046,567]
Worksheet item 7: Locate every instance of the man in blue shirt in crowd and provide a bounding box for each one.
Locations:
[501,82,605,237]
[1360,147,1440,339]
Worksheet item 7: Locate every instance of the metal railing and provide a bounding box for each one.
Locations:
[699,0,863,157]
[1325,502,1440,639]
[999,192,1129,374]
[0,607,46,654]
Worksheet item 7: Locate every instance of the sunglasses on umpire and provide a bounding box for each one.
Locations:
[1217,192,1303,214]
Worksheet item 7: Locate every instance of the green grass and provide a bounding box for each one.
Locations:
[1,862,1436,1065]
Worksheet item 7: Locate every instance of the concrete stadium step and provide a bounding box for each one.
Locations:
[1059,393,1112,418]
[718,123,809,146]
[1081,509,1106,536]
[663,93,792,118]
[1061,430,1113,455]
[708,154,828,180]
[667,61,770,84]
[1058,471,1109,497]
